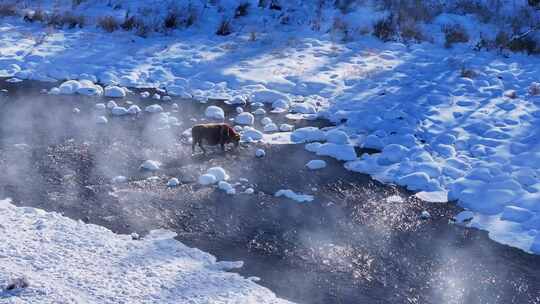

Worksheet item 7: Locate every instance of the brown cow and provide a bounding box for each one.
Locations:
[191,123,240,154]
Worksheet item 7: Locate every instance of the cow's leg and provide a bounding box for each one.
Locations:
[192,140,197,153]
[198,141,206,154]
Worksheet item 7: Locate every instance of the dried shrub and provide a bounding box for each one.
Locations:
[0,4,16,17]
[164,10,179,29]
[121,14,137,31]
[443,24,469,48]
[460,66,476,79]
[47,12,85,29]
[235,3,250,18]
[373,15,396,42]
[249,31,257,41]
[528,82,540,95]
[98,16,119,32]
[399,19,424,42]
[24,9,47,23]
[508,36,538,54]
[216,19,232,36]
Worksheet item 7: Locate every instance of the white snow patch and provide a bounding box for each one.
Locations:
[275,189,314,202]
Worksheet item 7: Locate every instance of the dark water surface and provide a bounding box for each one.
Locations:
[0,79,539,304]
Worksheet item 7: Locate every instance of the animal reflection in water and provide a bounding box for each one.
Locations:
[190,123,240,154]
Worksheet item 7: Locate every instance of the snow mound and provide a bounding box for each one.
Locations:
[275,189,314,202]
[261,117,273,126]
[205,106,225,120]
[306,160,327,170]
[315,143,357,161]
[290,102,317,114]
[325,129,349,145]
[0,199,291,304]
[235,112,255,125]
[253,108,266,116]
[104,85,126,98]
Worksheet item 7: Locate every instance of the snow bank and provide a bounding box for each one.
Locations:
[291,127,325,143]
[0,199,292,303]
[275,190,314,203]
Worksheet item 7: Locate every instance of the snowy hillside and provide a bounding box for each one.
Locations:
[0,0,539,267]
[0,199,292,303]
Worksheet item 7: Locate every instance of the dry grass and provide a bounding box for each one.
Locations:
[235,2,250,18]
[0,3,16,17]
[98,16,119,32]
[443,24,469,48]
[47,12,85,29]
[216,19,232,36]
[373,15,395,41]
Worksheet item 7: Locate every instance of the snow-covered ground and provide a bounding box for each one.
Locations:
[1,0,540,256]
[0,199,291,303]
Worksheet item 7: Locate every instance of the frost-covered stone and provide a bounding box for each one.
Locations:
[145,104,163,113]
[127,105,141,114]
[167,178,180,187]
[199,174,217,185]
[207,167,229,182]
[255,149,266,158]
[96,116,108,124]
[111,106,129,116]
[291,127,325,143]
[242,127,263,141]
[280,124,294,132]
[263,123,278,132]
[325,129,349,144]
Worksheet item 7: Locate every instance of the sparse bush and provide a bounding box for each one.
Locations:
[185,9,197,27]
[529,0,540,7]
[135,21,151,37]
[164,10,179,29]
[508,36,538,54]
[449,0,492,23]
[72,0,85,7]
[98,16,119,32]
[216,19,232,36]
[399,19,424,42]
[249,31,257,41]
[235,3,250,18]
[121,14,137,31]
[373,15,396,42]
[460,66,476,78]
[47,12,85,29]
[5,277,29,291]
[24,9,47,23]
[528,82,540,95]
[0,4,16,17]
[443,24,469,48]
[269,0,282,10]
[495,31,510,48]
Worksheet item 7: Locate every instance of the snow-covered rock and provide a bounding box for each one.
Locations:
[235,112,255,125]
[111,106,129,116]
[291,127,325,143]
[107,100,117,109]
[145,104,164,113]
[315,143,357,161]
[95,103,106,110]
[205,106,225,120]
[96,116,108,124]
[251,89,290,104]
[280,124,294,132]
[218,181,236,194]
[140,160,161,171]
[58,80,81,95]
[255,149,266,158]
[104,86,126,98]
[263,123,278,132]
[198,173,216,185]
[112,176,127,184]
[127,105,141,114]
[207,167,229,182]
[325,129,349,145]
[306,160,327,170]
[275,189,314,202]
[242,127,263,141]
[236,107,244,114]
[167,178,180,187]
[253,108,266,115]
[261,117,273,126]
[454,211,474,223]
[290,102,317,114]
